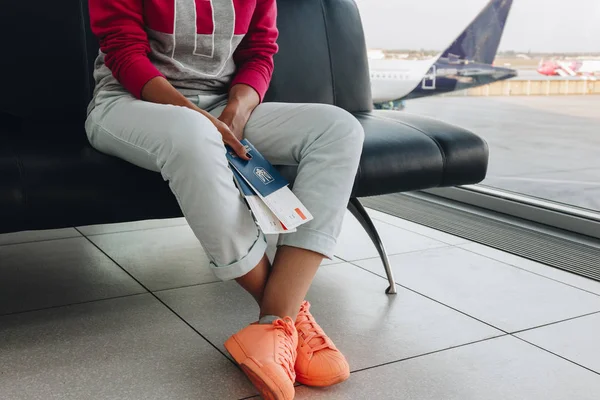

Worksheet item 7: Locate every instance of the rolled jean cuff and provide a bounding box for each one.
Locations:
[210,231,268,281]
[277,227,337,260]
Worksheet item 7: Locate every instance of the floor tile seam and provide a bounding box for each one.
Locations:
[456,244,600,298]
[328,334,511,384]
[368,213,470,246]
[510,310,600,335]
[0,233,84,248]
[355,259,600,336]
[511,335,600,376]
[334,243,454,265]
[79,233,238,367]
[345,262,509,334]
[365,213,459,245]
[0,291,148,318]
[77,222,189,238]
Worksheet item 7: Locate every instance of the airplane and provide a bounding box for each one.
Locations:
[537,59,600,78]
[370,0,517,110]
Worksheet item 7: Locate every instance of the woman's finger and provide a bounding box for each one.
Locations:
[224,133,251,161]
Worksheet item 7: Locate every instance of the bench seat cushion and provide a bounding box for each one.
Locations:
[0,111,487,233]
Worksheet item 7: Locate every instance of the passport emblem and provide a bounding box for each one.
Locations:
[254,167,274,184]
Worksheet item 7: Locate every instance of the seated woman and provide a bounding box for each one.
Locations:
[86,1,364,398]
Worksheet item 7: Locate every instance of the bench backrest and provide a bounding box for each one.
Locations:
[0,0,372,126]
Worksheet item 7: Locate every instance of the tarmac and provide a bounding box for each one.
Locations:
[403,95,600,213]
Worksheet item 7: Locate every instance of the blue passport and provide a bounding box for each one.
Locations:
[231,167,255,196]
[225,140,288,197]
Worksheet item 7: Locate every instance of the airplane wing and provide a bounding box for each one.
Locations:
[458,69,491,77]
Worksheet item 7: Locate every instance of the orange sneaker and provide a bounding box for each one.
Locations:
[294,301,350,387]
[224,317,298,400]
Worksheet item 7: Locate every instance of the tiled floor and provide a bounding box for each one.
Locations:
[1,208,600,399]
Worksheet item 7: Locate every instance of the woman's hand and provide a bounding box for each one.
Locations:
[218,84,260,141]
[139,78,257,160]
[210,116,252,160]
[218,101,252,142]
[140,77,251,160]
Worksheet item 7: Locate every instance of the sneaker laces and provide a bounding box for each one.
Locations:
[274,317,297,381]
[296,301,333,355]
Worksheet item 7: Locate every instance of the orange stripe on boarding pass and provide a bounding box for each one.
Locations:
[295,208,307,220]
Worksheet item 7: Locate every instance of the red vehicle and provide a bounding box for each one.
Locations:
[537,59,600,77]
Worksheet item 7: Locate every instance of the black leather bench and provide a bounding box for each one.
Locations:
[0,0,488,294]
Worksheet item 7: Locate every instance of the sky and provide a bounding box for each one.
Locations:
[354,0,600,53]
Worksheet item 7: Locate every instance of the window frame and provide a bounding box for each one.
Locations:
[424,185,600,241]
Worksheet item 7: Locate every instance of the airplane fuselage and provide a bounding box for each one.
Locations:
[370,57,517,104]
[368,0,516,107]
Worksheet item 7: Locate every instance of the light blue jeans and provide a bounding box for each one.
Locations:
[85,90,364,280]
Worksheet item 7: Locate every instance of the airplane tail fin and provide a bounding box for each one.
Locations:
[440,0,513,65]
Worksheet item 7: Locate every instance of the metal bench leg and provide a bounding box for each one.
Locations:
[347,197,397,294]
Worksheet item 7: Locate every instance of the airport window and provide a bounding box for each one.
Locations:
[357,0,600,236]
